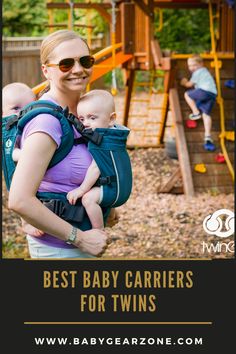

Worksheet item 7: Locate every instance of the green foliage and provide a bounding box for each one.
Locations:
[3,0,48,36]
[155,9,211,53]
[2,0,108,39]
[73,8,108,39]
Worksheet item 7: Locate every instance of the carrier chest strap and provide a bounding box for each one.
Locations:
[82,128,103,145]
[74,137,87,145]
[66,113,103,146]
[66,113,84,133]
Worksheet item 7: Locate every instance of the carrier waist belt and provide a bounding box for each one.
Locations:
[40,198,85,223]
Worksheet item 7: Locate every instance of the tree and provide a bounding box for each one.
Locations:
[3,0,47,36]
[155,9,211,53]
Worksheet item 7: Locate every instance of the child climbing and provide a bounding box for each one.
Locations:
[67,89,131,229]
[180,55,217,151]
[2,82,44,237]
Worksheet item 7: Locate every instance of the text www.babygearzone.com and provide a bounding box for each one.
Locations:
[34,336,203,346]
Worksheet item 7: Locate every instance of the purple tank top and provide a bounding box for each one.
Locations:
[20,94,93,248]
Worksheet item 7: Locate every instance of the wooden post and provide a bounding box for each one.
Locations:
[169,88,195,196]
[123,69,135,127]
[120,2,135,54]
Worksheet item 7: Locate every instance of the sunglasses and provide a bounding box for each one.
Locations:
[47,56,95,72]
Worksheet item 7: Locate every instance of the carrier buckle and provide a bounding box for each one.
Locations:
[97,176,116,186]
[82,129,103,145]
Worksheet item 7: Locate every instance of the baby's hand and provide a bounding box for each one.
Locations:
[67,188,84,205]
[180,77,188,86]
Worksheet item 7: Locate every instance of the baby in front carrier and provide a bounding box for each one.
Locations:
[67,89,128,230]
[2,82,44,236]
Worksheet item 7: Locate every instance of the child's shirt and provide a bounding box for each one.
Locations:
[190,67,217,95]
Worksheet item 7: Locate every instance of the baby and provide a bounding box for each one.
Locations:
[2,82,43,236]
[67,90,117,229]
[180,55,217,151]
[2,82,36,161]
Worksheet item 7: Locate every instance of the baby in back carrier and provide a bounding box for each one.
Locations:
[2,82,44,236]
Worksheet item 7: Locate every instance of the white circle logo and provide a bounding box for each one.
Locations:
[203,209,234,238]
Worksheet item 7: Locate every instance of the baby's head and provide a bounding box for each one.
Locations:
[2,82,36,117]
[77,90,116,130]
[187,55,204,73]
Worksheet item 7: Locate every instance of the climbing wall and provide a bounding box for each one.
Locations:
[173,57,234,194]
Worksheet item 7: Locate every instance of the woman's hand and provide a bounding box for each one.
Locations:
[74,229,108,256]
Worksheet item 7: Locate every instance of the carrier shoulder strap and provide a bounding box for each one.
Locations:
[16,100,76,169]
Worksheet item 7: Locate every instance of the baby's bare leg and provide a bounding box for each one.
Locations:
[82,187,104,229]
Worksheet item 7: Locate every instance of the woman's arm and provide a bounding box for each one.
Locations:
[8,132,107,255]
[12,148,21,162]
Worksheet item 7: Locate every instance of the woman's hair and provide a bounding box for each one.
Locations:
[40,29,90,64]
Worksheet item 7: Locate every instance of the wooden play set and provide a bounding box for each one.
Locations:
[32,0,234,196]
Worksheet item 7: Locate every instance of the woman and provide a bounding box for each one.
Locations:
[8,30,109,258]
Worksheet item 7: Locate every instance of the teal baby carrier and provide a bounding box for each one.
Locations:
[88,126,132,208]
[2,100,132,229]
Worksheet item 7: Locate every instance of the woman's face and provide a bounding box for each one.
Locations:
[42,38,93,94]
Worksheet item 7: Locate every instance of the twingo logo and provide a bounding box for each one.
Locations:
[203,209,234,238]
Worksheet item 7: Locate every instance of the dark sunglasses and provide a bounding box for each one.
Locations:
[47,56,95,72]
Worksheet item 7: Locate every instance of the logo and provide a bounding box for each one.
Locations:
[203,209,234,238]
[5,139,13,155]
[6,139,13,148]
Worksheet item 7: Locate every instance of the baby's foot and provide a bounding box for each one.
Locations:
[23,224,44,237]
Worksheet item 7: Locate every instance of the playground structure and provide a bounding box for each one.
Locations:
[13,0,235,196]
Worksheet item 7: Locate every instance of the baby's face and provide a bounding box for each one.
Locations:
[77,101,113,130]
[3,92,34,117]
[187,59,203,73]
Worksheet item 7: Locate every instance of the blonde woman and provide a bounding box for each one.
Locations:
[8,30,109,258]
